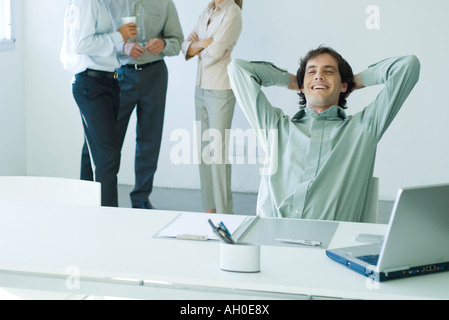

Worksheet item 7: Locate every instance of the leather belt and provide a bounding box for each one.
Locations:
[83,69,118,80]
[124,60,162,71]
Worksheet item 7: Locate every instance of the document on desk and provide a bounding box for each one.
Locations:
[154,213,256,241]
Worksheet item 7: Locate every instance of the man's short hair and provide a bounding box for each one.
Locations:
[296,46,355,109]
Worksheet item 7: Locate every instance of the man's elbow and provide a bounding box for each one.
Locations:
[405,55,421,79]
[228,58,240,74]
[228,59,250,76]
[72,40,93,55]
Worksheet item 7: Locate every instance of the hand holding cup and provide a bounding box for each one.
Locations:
[119,16,137,42]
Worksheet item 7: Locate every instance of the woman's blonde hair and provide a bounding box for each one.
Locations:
[210,0,243,10]
[234,0,243,9]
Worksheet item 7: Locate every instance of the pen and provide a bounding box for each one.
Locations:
[219,221,232,237]
[208,219,235,244]
[275,238,322,247]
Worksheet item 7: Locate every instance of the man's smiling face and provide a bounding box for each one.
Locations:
[301,53,348,113]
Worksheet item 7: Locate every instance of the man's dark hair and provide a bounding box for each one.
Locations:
[296,46,355,109]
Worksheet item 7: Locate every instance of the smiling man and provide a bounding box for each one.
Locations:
[228,46,420,221]
[298,49,354,113]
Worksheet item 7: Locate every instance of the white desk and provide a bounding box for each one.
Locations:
[0,200,448,300]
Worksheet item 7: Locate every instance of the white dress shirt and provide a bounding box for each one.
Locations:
[60,0,123,75]
[182,0,242,90]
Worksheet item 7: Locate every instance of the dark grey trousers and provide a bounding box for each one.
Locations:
[81,60,168,207]
[74,72,121,207]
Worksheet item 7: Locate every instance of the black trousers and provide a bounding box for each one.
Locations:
[73,72,121,207]
[81,60,168,207]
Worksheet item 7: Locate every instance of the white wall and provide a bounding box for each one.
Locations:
[24,0,82,178]
[0,0,26,176]
[14,0,449,201]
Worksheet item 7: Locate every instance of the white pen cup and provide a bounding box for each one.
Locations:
[121,16,136,25]
[220,242,260,273]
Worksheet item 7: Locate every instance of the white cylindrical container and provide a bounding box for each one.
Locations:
[220,243,260,273]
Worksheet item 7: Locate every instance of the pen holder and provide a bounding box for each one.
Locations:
[220,243,260,273]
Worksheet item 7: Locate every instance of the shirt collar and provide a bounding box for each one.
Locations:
[292,106,347,122]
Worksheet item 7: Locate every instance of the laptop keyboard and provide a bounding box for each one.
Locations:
[357,255,379,265]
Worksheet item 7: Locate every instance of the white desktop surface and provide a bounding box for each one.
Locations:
[0,200,448,300]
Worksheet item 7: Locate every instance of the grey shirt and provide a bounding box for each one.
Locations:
[108,0,184,65]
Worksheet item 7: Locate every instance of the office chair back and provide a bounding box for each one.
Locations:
[360,177,379,224]
[0,176,101,300]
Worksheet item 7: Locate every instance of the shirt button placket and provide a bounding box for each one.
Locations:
[304,118,324,181]
[293,118,325,218]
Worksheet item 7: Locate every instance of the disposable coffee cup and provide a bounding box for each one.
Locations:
[121,16,136,25]
[220,242,260,273]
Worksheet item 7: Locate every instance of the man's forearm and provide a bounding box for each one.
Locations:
[288,73,300,91]
[352,72,365,91]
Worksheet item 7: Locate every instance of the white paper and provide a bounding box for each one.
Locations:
[156,212,254,241]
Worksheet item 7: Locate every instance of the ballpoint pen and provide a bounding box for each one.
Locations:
[275,238,322,247]
[208,219,235,244]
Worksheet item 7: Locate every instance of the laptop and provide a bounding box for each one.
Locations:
[326,184,449,282]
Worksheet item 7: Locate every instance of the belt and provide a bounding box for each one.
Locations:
[124,60,162,71]
[83,69,118,80]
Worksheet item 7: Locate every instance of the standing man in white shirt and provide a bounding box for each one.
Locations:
[81,0,184,210]
[60,0,137,207]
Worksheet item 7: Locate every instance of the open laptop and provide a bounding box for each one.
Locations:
[326,184,449,282]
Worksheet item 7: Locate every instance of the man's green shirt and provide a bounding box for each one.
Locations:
[228,55,420,221]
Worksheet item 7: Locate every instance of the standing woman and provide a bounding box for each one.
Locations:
[182,0,243,214]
